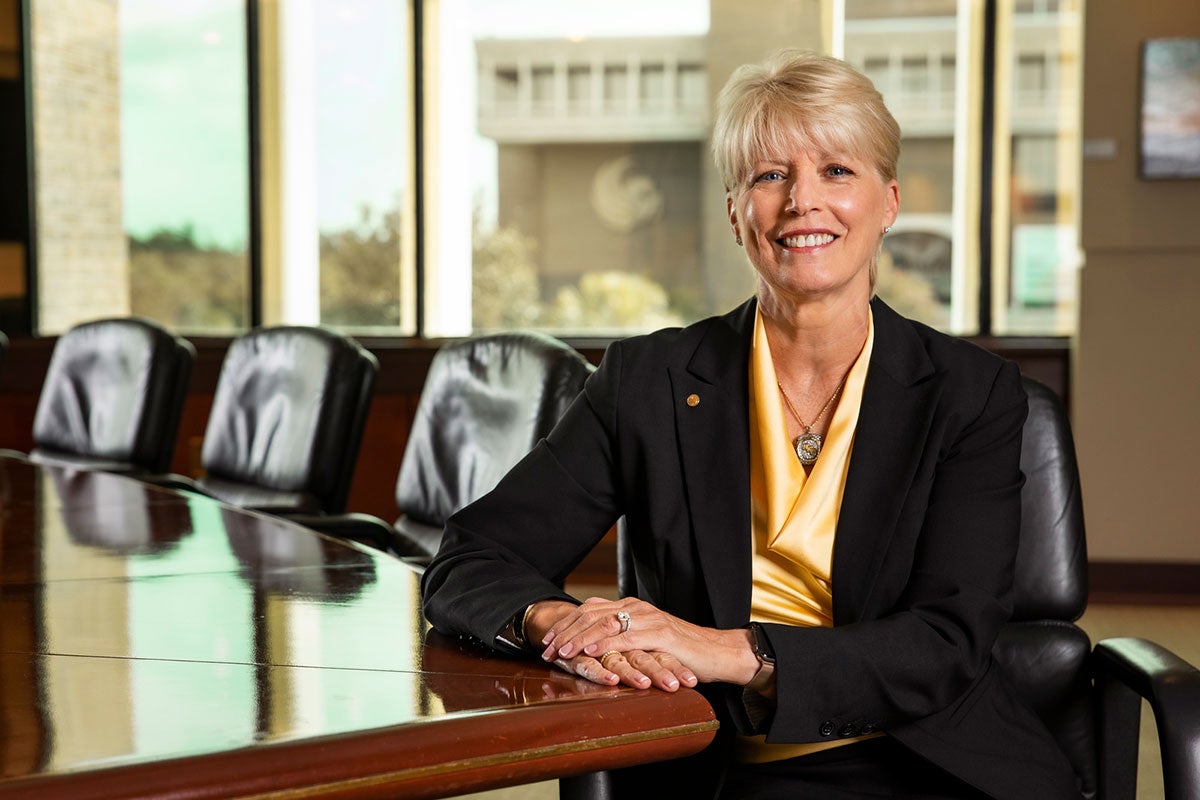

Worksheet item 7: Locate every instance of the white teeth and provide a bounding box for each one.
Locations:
[781,233,835,248]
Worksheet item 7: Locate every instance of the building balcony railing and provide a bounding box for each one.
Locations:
[476,36,708,143]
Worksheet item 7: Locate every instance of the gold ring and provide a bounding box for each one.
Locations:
[599,650,622,667]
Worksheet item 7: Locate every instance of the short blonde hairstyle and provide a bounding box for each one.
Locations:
[712,50,900,194]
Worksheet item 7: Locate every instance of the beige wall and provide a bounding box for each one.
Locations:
[1076,1,1200,561]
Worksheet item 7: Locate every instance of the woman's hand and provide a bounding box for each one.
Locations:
[534,597,761,688]
[551,648,698,692]
[523,600,692,690]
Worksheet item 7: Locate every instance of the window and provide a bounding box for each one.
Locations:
[993,0,1082,334]
[845,3,966,330]
[427,0,717,337]
[30,0,250,334]
[22,0,1081,339]
[257,0,414,333]
[28,0,414,335]
[425,0,1082,338]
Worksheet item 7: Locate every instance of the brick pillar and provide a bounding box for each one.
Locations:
[30,0,129,333]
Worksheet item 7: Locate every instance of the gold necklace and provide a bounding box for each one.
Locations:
[777,375,848,466]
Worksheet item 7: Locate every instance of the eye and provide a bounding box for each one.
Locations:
[825,164,854,178]
[754,169,786,183]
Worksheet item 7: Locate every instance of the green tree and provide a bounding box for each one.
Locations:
[471,223,542,331]
[319,205,403,327]
[545,271,683,333]
[129,225,245,330]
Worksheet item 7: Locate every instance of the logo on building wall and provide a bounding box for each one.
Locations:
[591,156,663,233]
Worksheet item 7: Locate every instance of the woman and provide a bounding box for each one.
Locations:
[422,50,1078,798]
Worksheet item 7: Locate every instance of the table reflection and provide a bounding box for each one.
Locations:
[0,459,427,779]
[0,456,716,798]
[222,507,377,601]
[421,629,623,709]
[47,467,192,555]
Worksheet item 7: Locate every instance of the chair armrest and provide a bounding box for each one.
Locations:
[1092,637,1200,800]
[284,512,418,558]
[29,447,152,476]
[139,472,210,497]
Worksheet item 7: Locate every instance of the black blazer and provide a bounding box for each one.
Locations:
[422,297,1079,799]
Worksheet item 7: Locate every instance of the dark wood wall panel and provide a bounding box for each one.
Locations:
[0,334,1077,589]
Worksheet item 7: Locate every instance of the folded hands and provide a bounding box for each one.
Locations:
[526,596,761,692]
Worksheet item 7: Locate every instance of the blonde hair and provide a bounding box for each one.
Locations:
[712,50,900,194]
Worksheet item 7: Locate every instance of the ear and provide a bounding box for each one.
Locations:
[883,180,900,229]
[727,194,741,242]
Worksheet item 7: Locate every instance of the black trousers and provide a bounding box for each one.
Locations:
[719,737,992,800]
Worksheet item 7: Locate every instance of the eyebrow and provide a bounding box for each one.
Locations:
[749,149,859,167]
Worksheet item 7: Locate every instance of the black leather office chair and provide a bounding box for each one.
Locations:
[180,326,378,515]
[997,376,1200,799]
[595,375,1200,800]
[25,317,194,475]
[299,332,593,567]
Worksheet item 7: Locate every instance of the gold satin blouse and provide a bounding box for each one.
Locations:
[735,306,880,764]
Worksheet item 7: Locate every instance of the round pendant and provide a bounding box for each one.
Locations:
[793,432,822,466]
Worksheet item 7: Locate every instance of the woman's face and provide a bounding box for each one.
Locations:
[728,144,899,306]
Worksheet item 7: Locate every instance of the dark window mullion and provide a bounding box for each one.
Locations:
[412,0,426,338]
[977,0,997,337]
[246,0,263,329]
[21,0,38,335]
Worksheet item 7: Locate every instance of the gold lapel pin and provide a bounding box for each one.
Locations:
[686,393,700,407]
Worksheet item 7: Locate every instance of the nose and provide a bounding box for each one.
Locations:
[785,173,819,215]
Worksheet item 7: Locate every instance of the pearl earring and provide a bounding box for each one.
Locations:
[883,226,892,234]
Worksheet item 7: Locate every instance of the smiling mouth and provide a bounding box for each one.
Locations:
[779,233,836,248]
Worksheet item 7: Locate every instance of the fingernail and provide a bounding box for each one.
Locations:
[541,645,555,661]
[666,678,679,689]
[559,644,573,658]
[583,643,598,655]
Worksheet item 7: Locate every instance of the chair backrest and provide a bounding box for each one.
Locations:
[1011,376,1089,621]
[992,375,1096,795]
[32,317,195,473]
[395,332,593,530]
[200,326,378,514]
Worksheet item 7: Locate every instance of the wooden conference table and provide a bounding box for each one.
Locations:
[0,455,717,798]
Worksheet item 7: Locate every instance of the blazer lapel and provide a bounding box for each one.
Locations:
[832,299,943,623]
[669,299,756,629]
